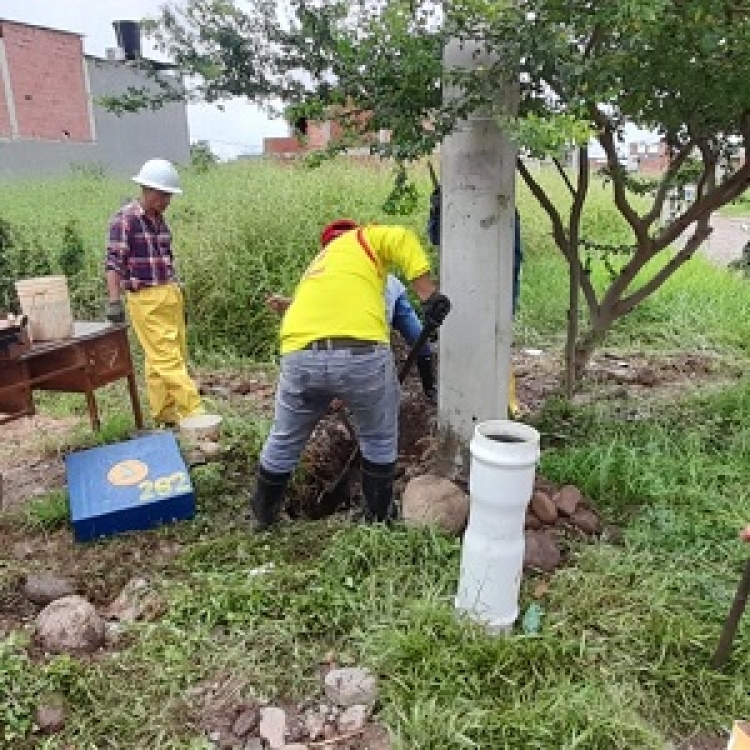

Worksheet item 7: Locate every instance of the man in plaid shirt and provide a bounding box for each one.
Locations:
[105,158,204,426]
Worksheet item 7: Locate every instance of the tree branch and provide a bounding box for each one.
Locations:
[564,143,594,396]
[517,155,597,312]
[569,146,597,311]
[615,222,713,316]
[642,140,696,227]
[517,157,570,260]
[658,162,750,248]
[593,108,647,243]
[552,157,576,197]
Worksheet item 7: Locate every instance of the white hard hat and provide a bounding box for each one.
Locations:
[132,158,183,194]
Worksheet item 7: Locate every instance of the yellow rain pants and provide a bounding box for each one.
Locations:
[126,283,203,424]
[508,367,521,419]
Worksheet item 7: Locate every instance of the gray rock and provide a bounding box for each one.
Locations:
[524,511,542,530]
[338,704,369,732]
[35,699,66,734]
[24,572,76,605]
[324,667,378,708]
[523,531,562,572]
[35,595,105,654]
[571,508,601,534]
[233,707,260,737]
[105,577,166,623]
[401,474,469,536]
[259,706,286,749]
[216,730,243,749]
[304,709,326,741]
[553,485,582,516]
[530,490,557,524]
[103,621,126,648]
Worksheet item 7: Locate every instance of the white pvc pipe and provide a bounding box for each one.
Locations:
[455,419,541,633]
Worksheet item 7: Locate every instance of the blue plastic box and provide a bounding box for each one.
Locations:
[65,433,195,542]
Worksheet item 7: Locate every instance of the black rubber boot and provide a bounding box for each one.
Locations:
[361,458,397,523]
[416,354,437,403]
[249,465,291,532]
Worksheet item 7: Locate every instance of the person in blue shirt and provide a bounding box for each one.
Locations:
[385,274,436,402]
[427,184,524,415]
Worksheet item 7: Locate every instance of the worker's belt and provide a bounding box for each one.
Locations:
[303,337,380,354]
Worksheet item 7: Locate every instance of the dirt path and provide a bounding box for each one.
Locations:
[0,414,81,511]
[689,214,749,266]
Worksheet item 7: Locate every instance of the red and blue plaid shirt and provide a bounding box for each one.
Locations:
[105,201,178,291]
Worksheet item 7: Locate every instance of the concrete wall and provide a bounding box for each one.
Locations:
[0,29,190,180]
[85,58,190,173]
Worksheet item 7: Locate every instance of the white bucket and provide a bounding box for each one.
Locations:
[179,414,223,442]
[14,276,74,342]
[455,419,541,634]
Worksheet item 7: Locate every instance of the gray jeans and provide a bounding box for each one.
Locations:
[259,345,400,474]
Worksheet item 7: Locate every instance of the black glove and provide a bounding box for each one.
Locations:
[106,299,126,324]
[422,291,451,328]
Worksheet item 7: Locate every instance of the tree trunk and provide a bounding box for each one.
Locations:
[564,245,581,399]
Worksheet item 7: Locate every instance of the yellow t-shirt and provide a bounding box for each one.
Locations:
[280,224,431,354]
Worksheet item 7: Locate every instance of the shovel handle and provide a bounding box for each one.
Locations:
[711,557,750,669]
[398,319,438,384]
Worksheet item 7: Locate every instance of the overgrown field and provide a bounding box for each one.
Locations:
[2,160,750,748]
[4,159,750,360]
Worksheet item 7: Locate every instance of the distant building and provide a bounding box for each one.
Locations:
[628,141,670,175]
[263,110,390,158]
[0,18,190,179]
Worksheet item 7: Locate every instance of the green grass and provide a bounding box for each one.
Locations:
[3,160,750,748]
[720,192,750,218]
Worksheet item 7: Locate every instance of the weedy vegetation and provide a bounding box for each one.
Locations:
[1,160,749,748]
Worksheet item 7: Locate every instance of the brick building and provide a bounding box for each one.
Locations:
[263,109,391,158]
[0,19,190,179]
[0,21,92,142]
[629,139,746,177]
[629,141,670,175]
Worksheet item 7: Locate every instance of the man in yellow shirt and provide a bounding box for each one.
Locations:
[252,219,450,530]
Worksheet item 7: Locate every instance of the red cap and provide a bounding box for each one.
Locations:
[320,219,358,247]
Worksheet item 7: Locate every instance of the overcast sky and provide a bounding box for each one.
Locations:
[1,0,288,160]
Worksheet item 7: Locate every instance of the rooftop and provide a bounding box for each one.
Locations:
[0,17,83,37]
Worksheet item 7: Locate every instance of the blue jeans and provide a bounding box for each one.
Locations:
[260,345,400,474]
[392,294,431,356]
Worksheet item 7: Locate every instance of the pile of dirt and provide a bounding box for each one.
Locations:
[290,387,436,520]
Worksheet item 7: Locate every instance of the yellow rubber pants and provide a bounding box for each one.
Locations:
[508,367,521,419]
[126,283,203,424]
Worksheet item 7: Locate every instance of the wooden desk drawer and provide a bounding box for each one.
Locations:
[84,333,133,386]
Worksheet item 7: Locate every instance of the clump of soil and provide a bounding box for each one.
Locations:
[289,384,436,520]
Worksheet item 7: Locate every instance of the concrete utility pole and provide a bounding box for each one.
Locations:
[437,38,518,468]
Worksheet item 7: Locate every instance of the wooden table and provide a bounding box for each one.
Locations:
[0,321,144,431]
